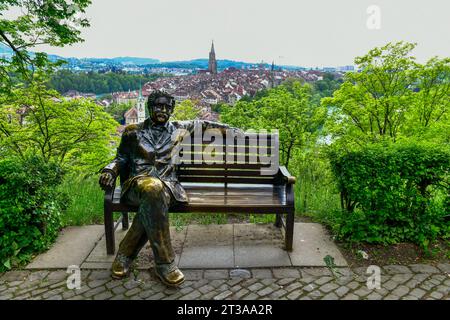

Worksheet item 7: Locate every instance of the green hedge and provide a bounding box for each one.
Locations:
[0,156,68,271]
[329,142,450,246]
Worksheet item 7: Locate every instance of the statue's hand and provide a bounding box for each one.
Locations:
[99,171,116,190]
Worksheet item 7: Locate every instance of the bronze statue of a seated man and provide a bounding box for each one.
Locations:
[99,90,241,286]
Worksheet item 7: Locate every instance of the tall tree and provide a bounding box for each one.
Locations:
[0,71,118,173]
[0,0,91,90]
[322,41,450,148]
[221,81,326,169]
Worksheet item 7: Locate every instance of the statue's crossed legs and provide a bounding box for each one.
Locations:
[111,177,185,286]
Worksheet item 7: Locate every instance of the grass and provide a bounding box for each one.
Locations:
[58,170,336,228]
[294,174,341,224]
[59,175,105,226]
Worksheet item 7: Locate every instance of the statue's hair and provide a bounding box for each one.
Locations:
[147,90,176,109]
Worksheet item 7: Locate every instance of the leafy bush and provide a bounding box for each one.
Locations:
[0,156,68,271]
[329,142,450,247]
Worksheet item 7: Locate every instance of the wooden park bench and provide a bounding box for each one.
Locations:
[103,131,296,255]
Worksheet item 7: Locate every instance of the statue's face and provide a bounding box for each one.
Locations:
[151,97,173,124]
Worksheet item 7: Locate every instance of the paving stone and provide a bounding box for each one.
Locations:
[366,292,383,300]
[272,268,301,278]
[62,291,77,299]
[314,276,333,286]
[83,286,106,298]
[181,290,202,300]
[391,273,413,283]
[213,290,232,300]
[228,278,244,287]
[353,287,371,297]
[301,268,332,277]
[430,274,446,282]
[341,293,359,300]
[319,282,339,293]
[179,286,194,295]
[27,271,50,282]
[192,279,209,289]
[383,280,400,291]
[251,269,273,279]
[401,295,418,300]
[243,293,258,300]
[49,280,67,289]
[260,279,275,286]
[89,270,112,280]
[123,279,141,289]
[106,281,122,290]
[322,292,339,300]
[346,281,360,290]
[413,273,430,282]
[2,271,31,282]
[94,291,113,300]
[183,270,204,280]
[146,292,165,300]
[138,290,155,299]
[31,288,49,297]
[308,290,322,299]
[277,278,296,286]
[208,279,227,288]
[109,294,126,300]
[302,283,316,292]
[409,288,426,299]
[198,284,215,294]
[383,265,411,274]
[232,288,250,299]
[0,293,14,300]
[124,287,142,297]
[430,291,443,299]
[405,279,423,289]
[436,263,450,274]
[286,291,301,300]
[335,286,350,297]
[409,264,440,274]
[435,285,449,294]
[284,282,302,292]
[384,294,401,300]
[87,279,109,289]
[269,289,287,299]
[46,271,68,281]
[204,270,229,280]
[248,282,265,291]
[257,286,274,297]
[41,287,65,299]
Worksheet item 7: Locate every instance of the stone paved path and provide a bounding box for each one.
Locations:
[1,264,449,300]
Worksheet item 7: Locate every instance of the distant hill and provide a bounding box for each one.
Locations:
[0,43,304,70]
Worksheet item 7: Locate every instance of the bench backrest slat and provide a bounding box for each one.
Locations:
[176,132,279,184]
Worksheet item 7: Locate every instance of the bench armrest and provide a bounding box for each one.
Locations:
[103,175,118,202]
[279,166,296,184]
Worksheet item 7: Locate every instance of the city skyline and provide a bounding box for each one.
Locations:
[23,0,450,67]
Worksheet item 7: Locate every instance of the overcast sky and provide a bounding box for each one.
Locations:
[34,0,450,67]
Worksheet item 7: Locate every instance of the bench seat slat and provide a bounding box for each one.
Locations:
[111,184,290,212]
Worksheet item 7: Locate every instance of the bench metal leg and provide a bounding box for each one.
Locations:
[104,205,115,255]
[285,211,294,251]
[274,213,282,228]
[122,212,129,230]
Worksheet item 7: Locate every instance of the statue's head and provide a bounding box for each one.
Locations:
[147,90,175,124]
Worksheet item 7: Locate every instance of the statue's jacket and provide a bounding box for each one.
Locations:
[102,118,231,203]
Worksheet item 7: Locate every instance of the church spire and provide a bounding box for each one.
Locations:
[208,40,217,74]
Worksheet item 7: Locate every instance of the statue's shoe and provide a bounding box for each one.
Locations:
[154,263,185,287]
[111,253,133,280]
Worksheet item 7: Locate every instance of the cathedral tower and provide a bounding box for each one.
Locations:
[137,86,146,123]
[208,41,217,74]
